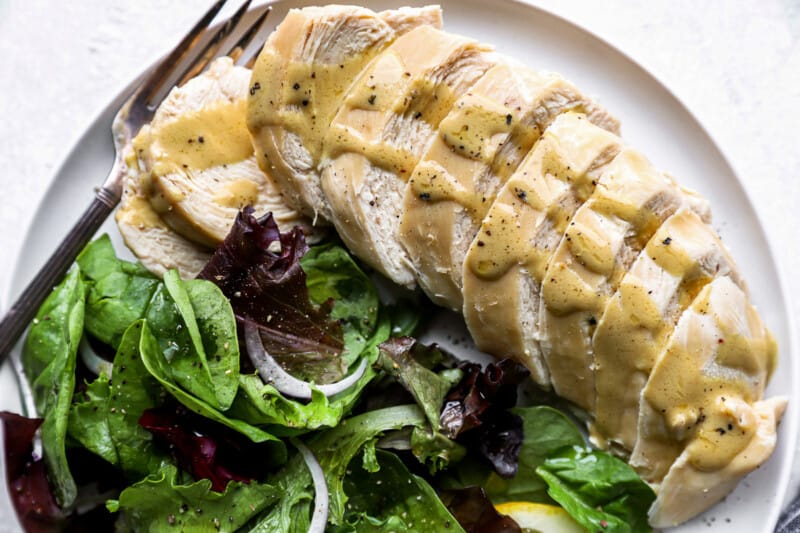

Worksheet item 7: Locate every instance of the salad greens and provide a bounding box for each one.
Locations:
[537,447,656,533]
[108,464,280,532]
[337,450,464,532]
[4,209,657,532]
[22,267,85,507]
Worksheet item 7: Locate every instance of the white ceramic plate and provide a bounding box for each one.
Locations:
[1,1,796,531]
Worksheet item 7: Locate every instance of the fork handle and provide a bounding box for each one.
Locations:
[0,186,120,361]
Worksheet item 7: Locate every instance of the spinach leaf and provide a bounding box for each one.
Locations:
[68,373,116,465]
[536,447,655,533]
[137,321,286,463]
[485,406,584,503]
[77,235,159,349]
[105,322,170,477]
[107,464,279,533]
[145,274,239,411]
[69,321,175,478]
[80,237,240,411]
[22,267,85,506]
[337,450,465,532]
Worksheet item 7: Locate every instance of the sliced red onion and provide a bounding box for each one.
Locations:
[243,322,367,400]
[80,336,113,377]
[290,438,328,533]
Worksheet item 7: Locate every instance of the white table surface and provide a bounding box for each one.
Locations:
[1,0,798,530]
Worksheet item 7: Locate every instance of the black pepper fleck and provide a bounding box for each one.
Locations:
[662,236,672,245]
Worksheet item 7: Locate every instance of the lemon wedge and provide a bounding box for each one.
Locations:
[494,502,586,533]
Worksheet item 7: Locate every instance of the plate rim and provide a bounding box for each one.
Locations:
[2,1,797,529]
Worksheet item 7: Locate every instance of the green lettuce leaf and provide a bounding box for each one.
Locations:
[377,338,460,430]
[77,235,159,349]
[301,244,380,369]
[536,447,656,533]
[335,450,465,532]
[107,463,279,532]
[374,337,465,472]
[229,310,393,432]
[22,267,84,506]
[250,405,429,531]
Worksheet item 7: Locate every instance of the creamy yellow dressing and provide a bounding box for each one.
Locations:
[213,178,260,209]
[592,210,730,449]
[250,54,374,164]
[116,191,164,230]
[134,99,253,177]
[635,278,776,478]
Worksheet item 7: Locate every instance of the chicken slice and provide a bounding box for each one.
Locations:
[591,208,742,451]
[461,113,621,385]
[399,63,620,311]
[116,163,211,278]
[320,25,496,288]
[537,148,707,411]
[626,276,781,526]
[631,276,778,480]
[247,5,442,222]
[648,397,786,527]
[134,57,307,248]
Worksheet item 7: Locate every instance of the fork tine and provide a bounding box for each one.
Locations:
[136,0,228,105]
[225,6,273,65]
[172,0,253,89]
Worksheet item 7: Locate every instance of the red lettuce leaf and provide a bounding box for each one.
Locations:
[1,411,64,532]
[139,402,273,492]
[439,359,529,478]
[197,208,344,382]
[440,486,521,533]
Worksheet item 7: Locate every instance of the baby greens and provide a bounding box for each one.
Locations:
[6,217,657,532]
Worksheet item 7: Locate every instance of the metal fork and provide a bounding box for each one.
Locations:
[0,0,272,363]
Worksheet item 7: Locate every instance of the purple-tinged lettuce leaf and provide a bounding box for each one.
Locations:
[440,359,530,478]
[1,412,64,532]
[198,208,345,384]
[139,401,277,493]
[440,487,521,533]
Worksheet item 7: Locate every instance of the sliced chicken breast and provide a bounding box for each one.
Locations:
[591,208,741,451]
[462,112,621,385]
[649,397,786,527]
[400,63,620,311]
[627,276,782,525]
[537,148,705,411]
[247,5,442,222]
[116,164,211,279]
[320,25,496,288]
[135,57,307,248]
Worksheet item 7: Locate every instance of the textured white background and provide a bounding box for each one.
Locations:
[0,0,798,529]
